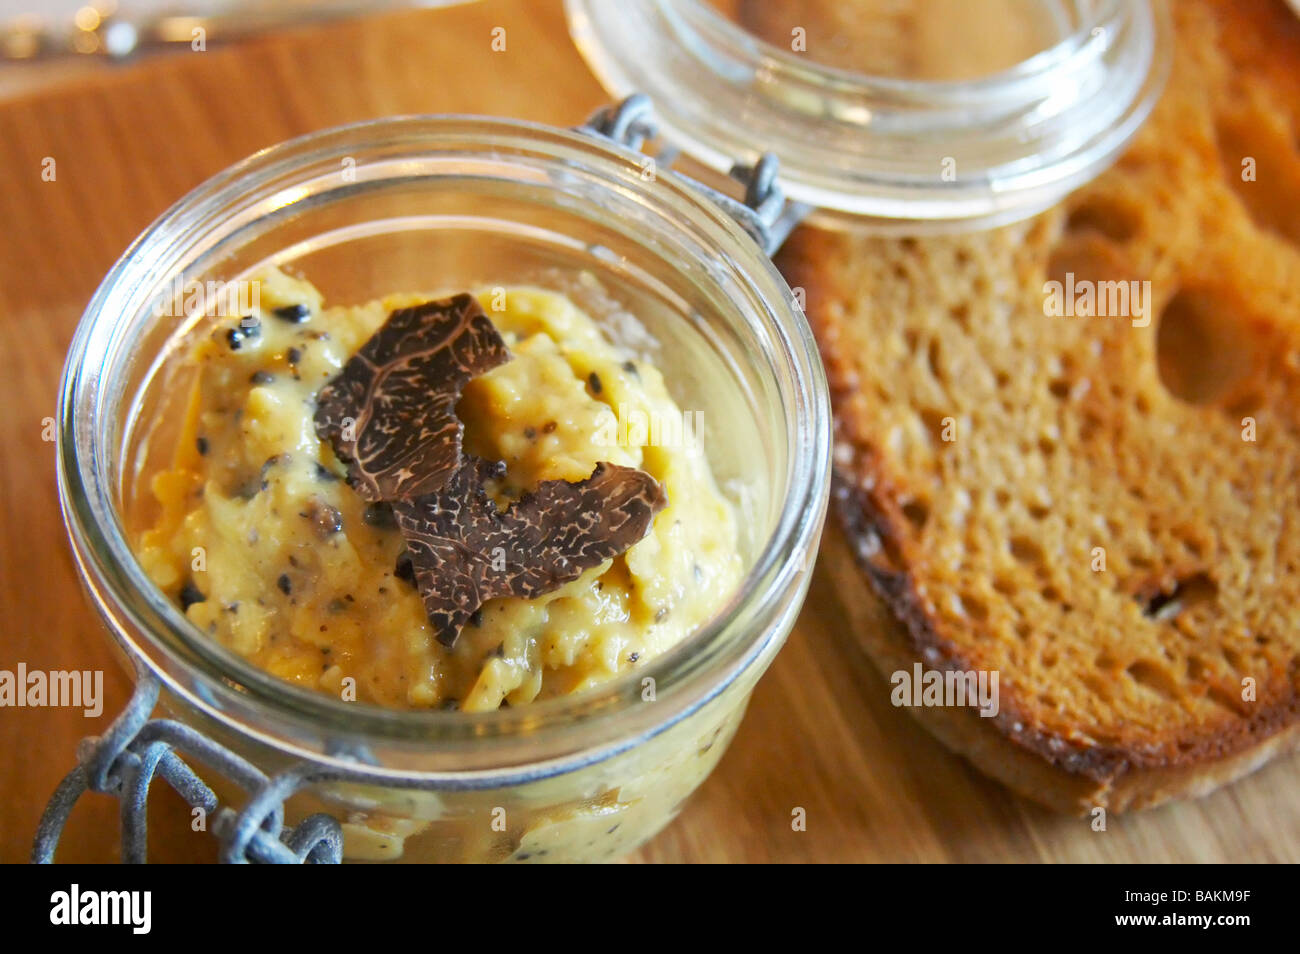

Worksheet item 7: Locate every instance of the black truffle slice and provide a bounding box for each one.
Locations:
[313,295,510,501]
[394,458,667,646]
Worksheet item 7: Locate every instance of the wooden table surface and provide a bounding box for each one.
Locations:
[2,0,1297,864]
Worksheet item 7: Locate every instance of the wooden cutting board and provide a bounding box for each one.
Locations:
[1,0,1295,864]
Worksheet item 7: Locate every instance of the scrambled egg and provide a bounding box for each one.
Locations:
[136,269,742,711]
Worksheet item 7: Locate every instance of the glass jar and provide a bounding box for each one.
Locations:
[567,0,1171,232]
[57,117,831,862]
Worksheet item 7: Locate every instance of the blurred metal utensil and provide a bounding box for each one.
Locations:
[1,0,471,61]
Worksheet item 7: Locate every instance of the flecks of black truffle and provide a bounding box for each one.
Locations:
[363,501,398,530]
[179,581,206,611]
[225,318,261,351]
[261,454,286,483]
[313,295,511,501]
[273,303,311,324]
[394,550,416,585]
[394,458,666,646]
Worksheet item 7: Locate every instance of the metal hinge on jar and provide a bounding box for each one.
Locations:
[577,94,809,257]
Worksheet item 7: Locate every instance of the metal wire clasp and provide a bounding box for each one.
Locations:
[32,669,344,864]
[577,94,808,256]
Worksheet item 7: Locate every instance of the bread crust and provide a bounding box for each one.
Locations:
[823,479,1300,813]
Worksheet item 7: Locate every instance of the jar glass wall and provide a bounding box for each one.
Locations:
[57,117,830,861]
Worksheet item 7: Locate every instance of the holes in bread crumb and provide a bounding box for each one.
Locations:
[1155,286,1263,407]
[1139,571,1218,623]
[926,338,944,381]
[1225,390,1264,417]
[1045,233,1135,297]
[1064,195,1141,243]
[900,498,929,532]
[1081,672,1112,701]
[1125,660,1180,701]
[959,591,988,622]
[1008,535,1046,567]
[1078,411,1103,441]
[1214,108,1300,246]
[1048,378,1071,399]
[1207,685,1247,715]
[1027,503,1050,520]
[918,407,950,445]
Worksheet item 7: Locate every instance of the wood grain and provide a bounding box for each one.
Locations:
[1,0,1296,864]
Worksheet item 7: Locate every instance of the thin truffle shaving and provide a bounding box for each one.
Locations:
[314,294,669,647]
[313,294,510,501]
[395,458,668,646]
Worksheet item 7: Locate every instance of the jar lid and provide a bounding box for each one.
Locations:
[565,0,1172,232]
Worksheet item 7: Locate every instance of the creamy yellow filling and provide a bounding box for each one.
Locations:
[136,268,743,711]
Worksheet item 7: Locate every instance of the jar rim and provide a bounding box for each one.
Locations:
[667,0,1127,92]
[566,0,1173,229]
[57,114,831,782]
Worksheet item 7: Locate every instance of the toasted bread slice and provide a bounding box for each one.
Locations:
[777,0,1300,813]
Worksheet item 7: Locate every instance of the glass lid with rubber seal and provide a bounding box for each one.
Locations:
[565,0,1173,233]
